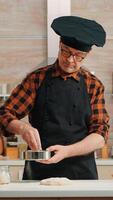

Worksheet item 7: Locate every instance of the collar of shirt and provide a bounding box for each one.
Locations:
[51,60,81,81]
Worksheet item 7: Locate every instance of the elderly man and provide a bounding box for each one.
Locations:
[0,16,109,180]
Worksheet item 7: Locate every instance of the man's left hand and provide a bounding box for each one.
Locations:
[37,145,70,164]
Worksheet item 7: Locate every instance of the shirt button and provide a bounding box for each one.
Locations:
[69,121,72,126]
[47,84,51,88]
[77,87,80,90]
[73,104,76,108]
[51,82,54,85]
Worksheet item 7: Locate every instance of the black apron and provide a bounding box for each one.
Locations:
[23,68,98,180]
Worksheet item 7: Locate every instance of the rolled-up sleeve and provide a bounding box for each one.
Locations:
[0,73,37,137]
[88,83,109,141]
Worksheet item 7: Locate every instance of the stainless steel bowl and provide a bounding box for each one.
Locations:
[23,150,51,160]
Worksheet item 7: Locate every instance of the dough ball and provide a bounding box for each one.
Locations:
[40,177,72,186]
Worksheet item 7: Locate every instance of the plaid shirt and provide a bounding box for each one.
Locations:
[0,60,109,140]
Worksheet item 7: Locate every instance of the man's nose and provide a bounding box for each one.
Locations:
[67,55,75,62]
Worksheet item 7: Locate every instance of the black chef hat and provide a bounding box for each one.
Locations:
[51,16,106,52]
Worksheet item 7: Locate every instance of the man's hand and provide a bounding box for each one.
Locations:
[20,124,42,150]
[38,145,69,164]
[7,120,42,150]
[37,133,105,164]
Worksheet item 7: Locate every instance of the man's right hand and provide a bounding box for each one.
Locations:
[7,120,42,150]
[20,124,42,150]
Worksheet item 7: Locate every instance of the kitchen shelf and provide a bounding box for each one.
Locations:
[0,160,25,166]
[0,159,113,166]
[96,158,113,166]
[0,94,10,97]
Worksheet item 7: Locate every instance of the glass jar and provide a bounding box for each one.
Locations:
[0,166,10,184]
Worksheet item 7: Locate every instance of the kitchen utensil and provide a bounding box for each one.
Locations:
[23,150,51,160]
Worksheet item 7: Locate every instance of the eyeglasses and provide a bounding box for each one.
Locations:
[60,47,87,62]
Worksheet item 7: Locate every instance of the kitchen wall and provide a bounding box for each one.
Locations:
[0,0,113,156]
[0,0,47,84]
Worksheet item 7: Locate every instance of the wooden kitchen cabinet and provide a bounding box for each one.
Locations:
[97,165,113,179]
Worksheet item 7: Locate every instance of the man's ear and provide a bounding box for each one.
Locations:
[88,48,92,53]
